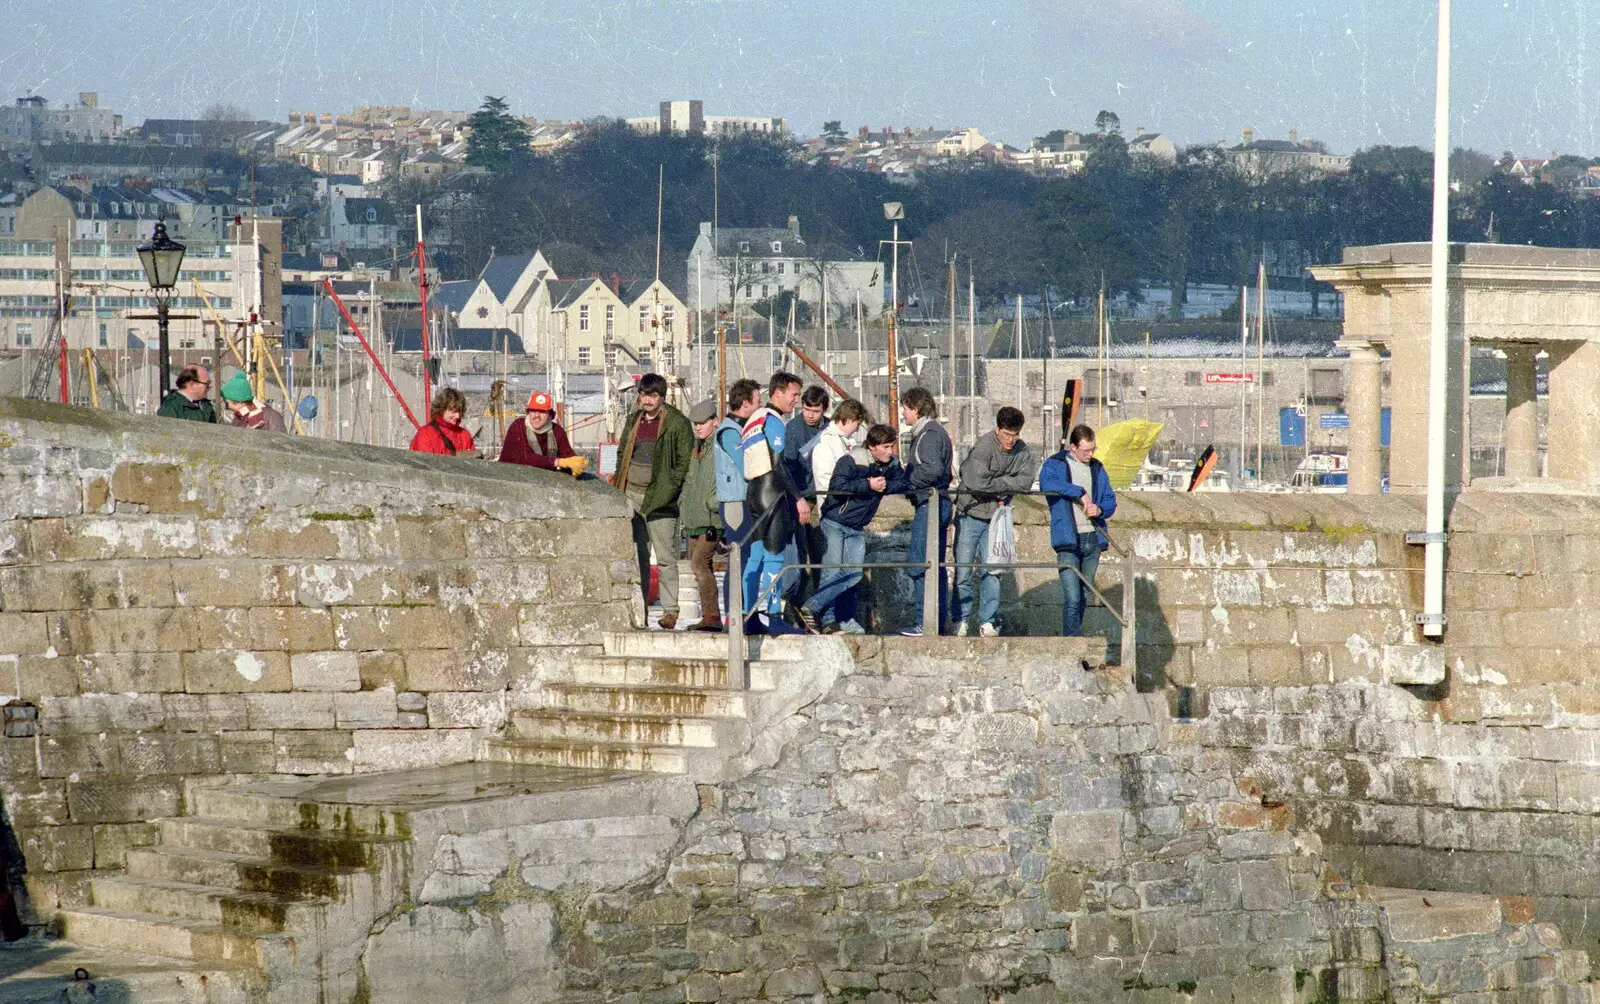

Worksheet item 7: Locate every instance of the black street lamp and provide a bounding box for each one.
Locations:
[138,220,186,396]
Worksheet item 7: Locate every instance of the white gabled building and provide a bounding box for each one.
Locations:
[685,218,882,322]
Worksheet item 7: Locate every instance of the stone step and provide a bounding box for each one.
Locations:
[160,816,403,869]
[126,846,361,903]
[540,681,750,717]
[0,939,263,1004]
[90,876,317,935]
[483,737,691,774]
[189,786,408,836]
[55,906,287,968]
[601,630,810,662]
[511,710,722,748]
[572,656,780,691]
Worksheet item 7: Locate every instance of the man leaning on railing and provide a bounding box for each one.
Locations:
[1039,423,1118,637]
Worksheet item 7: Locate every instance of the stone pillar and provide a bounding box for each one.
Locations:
[1545,340,1600,487]
[1340,340,1385,495]
[1501,342,1540,479]
[1385,328,1431,494]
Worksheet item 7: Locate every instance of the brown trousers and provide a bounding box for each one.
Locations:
[687,532,722,623]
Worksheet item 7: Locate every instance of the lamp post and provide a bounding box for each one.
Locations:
[137,220,186,397]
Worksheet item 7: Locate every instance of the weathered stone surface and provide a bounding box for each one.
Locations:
[289,651,361,691]
[363,902,557,1003]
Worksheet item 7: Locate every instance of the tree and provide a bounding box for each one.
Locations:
[1350,145,1433,182]
[1094,110,1121,137]
[821,121,846,144]
[199,103,255,150]
[465,96,532,171]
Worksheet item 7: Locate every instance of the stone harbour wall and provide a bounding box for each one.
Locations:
[0,397,637,919]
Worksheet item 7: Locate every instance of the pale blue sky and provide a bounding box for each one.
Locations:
[2,0,1594,156]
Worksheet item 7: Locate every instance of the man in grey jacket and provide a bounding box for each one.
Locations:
[953,406,1036,636]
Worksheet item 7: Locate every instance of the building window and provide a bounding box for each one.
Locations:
[663,344,675,366]
[638,349,652,366]
[639,304,650,333]
[577,346,591,365]
[15,322,31,347]
[738,241,749,253]
[771,241,782,253]
[761,262,770,274]
[605,344,617,367]
[1184,371,1201,386]
[662,306,674,332]
[578,305,589,331]
[605,304,615,336]
[761,284,770,298]
[1262,372,1275,388]
[98,323,107,347]
[771,350,783,369]
[777,262,785,274]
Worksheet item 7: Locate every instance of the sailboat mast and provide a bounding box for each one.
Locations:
[1014,294,1023,408]
[1096,284,1106,428]
[967,268,976,447]
[947,254,956,419]
[1239,283,1248,484]
[1256,260,1266,482]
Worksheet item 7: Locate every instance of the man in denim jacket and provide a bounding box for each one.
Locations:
[1038,423,1118,637]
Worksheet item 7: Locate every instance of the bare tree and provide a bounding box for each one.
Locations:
[199,103,255,150]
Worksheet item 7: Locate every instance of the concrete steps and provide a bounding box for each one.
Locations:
[54,784,408,1000]
[484,736,696,774]
[486,630,815,779]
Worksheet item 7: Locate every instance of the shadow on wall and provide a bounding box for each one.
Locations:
[0,799,28,936]
[1014,575,1175,693]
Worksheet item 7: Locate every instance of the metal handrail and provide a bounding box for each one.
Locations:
[717,484,1136,688]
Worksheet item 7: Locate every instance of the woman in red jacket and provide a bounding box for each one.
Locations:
[409,387,477,456]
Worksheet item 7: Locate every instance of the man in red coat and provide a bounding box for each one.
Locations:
[498,392,587,476]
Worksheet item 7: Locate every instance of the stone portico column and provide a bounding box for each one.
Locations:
[1501,342,1540,479]
[1340,340,1385,495]
[1544,340,1600,487]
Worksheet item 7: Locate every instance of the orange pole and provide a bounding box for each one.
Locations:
[57,337,69,403]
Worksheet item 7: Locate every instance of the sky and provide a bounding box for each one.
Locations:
[1,0,1596,157]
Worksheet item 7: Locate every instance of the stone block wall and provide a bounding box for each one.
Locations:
[0,398,637,917]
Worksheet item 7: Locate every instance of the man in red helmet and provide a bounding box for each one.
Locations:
[498,391,586,475]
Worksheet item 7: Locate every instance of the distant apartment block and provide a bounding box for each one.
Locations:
[0,93,122,147]
[0,189,281,355]
[627,100,786,138]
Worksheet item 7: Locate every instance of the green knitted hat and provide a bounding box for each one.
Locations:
[221,372,254,403]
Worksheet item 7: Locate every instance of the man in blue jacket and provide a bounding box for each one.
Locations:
[1038,423,1118,637]
[898,387,953,635]
[798,424,907,634]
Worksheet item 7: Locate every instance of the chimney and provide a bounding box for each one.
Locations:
[288,112,301,125]
[1135,126,1145,137]
[1242,126,1254,147]
[859,125,868,138]
[787,215,800,236]
[610,271,622,295]
[1289,128,1299,145]
[79,92,98,108]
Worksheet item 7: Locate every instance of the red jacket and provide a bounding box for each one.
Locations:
[409,419,475,455]
[497,417,574,470]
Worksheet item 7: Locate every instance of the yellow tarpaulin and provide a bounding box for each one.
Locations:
[1094,419,1165,489]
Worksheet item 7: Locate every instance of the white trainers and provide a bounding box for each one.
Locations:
[955,622,970,637]
[978,622,999,638]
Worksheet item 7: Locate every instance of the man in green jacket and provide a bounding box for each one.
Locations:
[156,366,217,423]
[614,373,693,630]
[679,400,725,631]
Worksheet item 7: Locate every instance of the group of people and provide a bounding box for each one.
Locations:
[157,365,288,431]
[603,372,1118,639]
[157,363,1115,638]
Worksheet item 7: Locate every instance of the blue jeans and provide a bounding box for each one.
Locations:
[745,541,791,616]
[804,519,865,627]
[905,496,952,630]
[1057,536,1102,636]
[955,514,1002,627]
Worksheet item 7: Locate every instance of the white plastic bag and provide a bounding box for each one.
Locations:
[986,506,1016,565]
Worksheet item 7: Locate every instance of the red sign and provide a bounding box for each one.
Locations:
[1204,373,1256,384]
